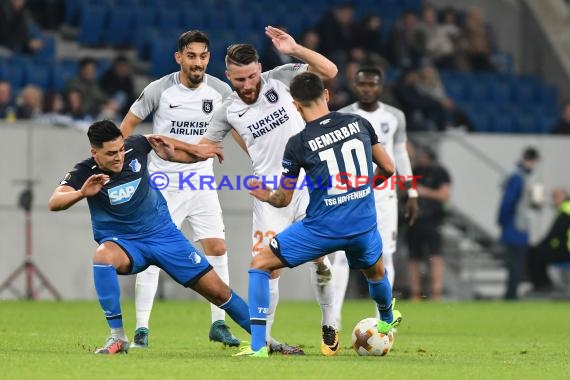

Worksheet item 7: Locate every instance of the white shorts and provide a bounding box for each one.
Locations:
[161,189,225,242]
[375,189,398,255]
[251,189,309,256]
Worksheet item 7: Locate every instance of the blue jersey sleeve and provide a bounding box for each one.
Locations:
[126,135,152,155]
[361,117,379,145]
[282,134,304,178]
[58,160,91,190]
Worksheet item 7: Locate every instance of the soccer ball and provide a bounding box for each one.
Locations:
[351,317,394,356]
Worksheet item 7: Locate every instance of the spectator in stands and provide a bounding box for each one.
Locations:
[299,29,320,52]
[65,57,106,117]
[0,0,43,55]
[15,84,43,119]
[0,80,16,120]
[261,26,299,71]
[420,5,458,69]
[528,188,570,292]
[551,102,570,135]
[99,55,135,116]
[406,146,451,301]
[498,147,540,300]
[351,15,389,67]
[315,3,356,65]
[327,61,359,110]
[394,69,442,131]
[64,89,92,122]
[389,11,426,68]
[416,65,472,131]
[461,7,494,71]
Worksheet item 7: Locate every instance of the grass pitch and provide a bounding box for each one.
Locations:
[1,300,569,379]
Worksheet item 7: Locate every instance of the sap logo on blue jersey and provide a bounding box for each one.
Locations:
[108,178,141,205]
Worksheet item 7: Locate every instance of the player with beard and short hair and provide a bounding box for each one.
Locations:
[120,30,239,348]
[201,26,339,355]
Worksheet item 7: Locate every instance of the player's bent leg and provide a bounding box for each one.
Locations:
[192,269,250,343]
[92,241,132,354]
[201,238,239,346]
[133,265,160,348]
[361,258,402,334]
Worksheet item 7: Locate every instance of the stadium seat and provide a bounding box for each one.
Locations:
[26,61,53,89]
[149,37,179,78]
[513,112,538,134]
[78,4,108,46]
[512,81,538,108]
[489,81,512,107]
[104,6,134,47]
[466,81,489,106]
[52,60,79,92]
[444,80,466,103]
[0,59,27,88]
[490,112,514,133]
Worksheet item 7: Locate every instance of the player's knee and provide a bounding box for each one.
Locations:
[93,246,114,265]
[202,239,226,256]
[209,286,232,306]
[250,255,269,271]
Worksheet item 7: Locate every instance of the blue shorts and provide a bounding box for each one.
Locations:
[99,225,212,287]
[271,221,383,269]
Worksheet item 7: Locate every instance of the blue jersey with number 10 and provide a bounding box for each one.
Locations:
[282,111,380,238]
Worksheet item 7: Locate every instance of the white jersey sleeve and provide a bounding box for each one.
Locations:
[130,73,177,120]
[266,63,308,86]
[390,105,413,178]
[204,99,232,142]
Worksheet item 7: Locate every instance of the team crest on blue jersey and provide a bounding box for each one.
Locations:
[188,251,202,264]
[108,178,141,205]
[264,88,279,103]
[381,122,389,134]
[128,159,141,173]
[202,99,213,114]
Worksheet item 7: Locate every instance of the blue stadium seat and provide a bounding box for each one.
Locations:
[157,8,181,31]
[465,81,489,106]
[179,7,209,30]
[34,34,57,60]
[26,62,52,89]
[78,4,108,46]
[52,60,79,92]
[149,37,179,78]
[444,80,466,103]
[512,81,538,108]
[104,6,134,46]
[490,112,514,133]
[464,106,492,132]
[0,59,27,88]
[513,112,539,134]
[489,81,512,107]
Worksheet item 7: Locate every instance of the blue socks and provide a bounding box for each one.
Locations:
[368,271,393,323]
[93,264,123,329]
[248,269,270,351]
[219,290,251,334]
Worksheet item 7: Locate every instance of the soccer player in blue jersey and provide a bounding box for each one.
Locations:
[235,72,402,357]
[48,120,251,354]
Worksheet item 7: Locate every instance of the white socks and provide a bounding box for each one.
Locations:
[331,251,349,328]
[206,253,230,323]
[266,278,280,343]
[310,256,336,328]
[111,327,128,342]
[135,264,161,329]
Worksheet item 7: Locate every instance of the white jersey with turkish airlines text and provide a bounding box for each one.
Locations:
[130,72,231,190]
[206,63,308,178]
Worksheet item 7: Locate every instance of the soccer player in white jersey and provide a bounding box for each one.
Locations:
[201,26,338,355]
[120,30,240,347]
[333,67,419,328]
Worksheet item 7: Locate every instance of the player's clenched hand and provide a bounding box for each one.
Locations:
[248,179,272,202]
[148,135,175,160]
[80,174,109,197]
[193,143,224,164]
[265,25,297,55]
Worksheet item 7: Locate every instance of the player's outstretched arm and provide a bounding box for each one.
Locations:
[48,174,109,211]
[120,111,143,138]
[148,135,224,164]
[265,25,337,80]
[372,143,395,183]
[249,176,297,208]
